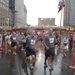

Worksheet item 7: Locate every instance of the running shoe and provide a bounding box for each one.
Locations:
[30,64,34,69]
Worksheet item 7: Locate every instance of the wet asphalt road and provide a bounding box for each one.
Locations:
[0,41,75,75]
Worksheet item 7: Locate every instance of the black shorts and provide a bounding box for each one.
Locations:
[45,48,55,57]
[11,42,17,47]
[22,43,26,49]
[26,47,36,57]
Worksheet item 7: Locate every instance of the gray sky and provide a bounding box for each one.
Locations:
[24,0,62,26]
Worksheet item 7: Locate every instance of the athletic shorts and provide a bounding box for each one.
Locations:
[22,43,26,49]
[11,42,17,47]
[45,48,55,57]
[6,41,11,46]
[26,47,36,57]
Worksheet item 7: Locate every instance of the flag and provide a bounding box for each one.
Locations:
[58,0,65,13]
[73,32,75,44]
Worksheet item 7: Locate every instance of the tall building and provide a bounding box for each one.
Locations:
[0,0,27,29]
[63,0,75,27]
[9,0,27,28]
[38,18,55,26]
[24,5,27,25]
[9,0,15,11]
[0,0,13,29]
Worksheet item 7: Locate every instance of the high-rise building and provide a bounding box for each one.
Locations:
[63,0,75,27]
[38,18,55,26]
[9,0,15,11]
[9,0,27,28]
[15,0,27,27]
[0,0,13,29]
[9,0,27,27]
[0,0,27,29]
[24,5,27,25]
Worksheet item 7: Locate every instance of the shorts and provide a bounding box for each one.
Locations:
[22,43,26,49]
[26,47,36,57]
[45,48,55,57]
[7,41,11,46]
[11,42,17,47]
[63,45,68,50]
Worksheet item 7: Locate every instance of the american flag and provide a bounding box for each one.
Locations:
[58,0,65,12]
[73,32,75,44]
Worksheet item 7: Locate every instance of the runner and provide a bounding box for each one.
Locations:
[57,31,61,49]
[20,32,26,50]
[62,33,69,57]
[11,31,17,56]
[25,29,37,69]
[69,33,73,52]
[53,32,58,55]
[5,32,11,54]
[43,29,57,70]
[17,32,26,56]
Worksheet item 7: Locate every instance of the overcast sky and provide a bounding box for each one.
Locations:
[24,0,62,26]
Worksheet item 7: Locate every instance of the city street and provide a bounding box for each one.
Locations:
[0,0,75,75]
[0,41,75,75]
[10,51,74,75]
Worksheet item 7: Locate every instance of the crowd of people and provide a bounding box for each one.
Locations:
[0,29,73,71]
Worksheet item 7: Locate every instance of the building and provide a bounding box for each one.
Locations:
[24,5,27,25]
[9,0,15,11]
[0,0,27,29]
[9,0,27,28]
[63,0,75,27]
[0,0,13,30]
[38,18,55,26]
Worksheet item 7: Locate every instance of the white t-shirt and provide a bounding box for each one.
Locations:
[5,35,11,40]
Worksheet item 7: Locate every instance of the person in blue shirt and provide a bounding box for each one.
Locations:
[62,34,69,57]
